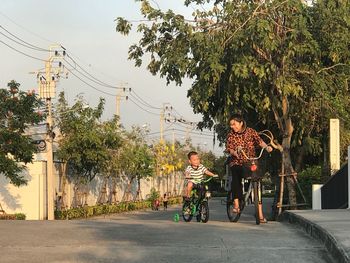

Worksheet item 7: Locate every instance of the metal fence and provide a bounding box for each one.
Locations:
[321,164,348,209]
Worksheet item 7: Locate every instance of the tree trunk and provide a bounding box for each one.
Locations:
[134,177,142,201]
[272,95,297,208]
[108,177,118,204]
[97,177,108,205]
[57,162,67,210]
[282,138,297,208]
[122,176,134,202]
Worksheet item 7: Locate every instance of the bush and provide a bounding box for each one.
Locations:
[298,165,327,207]
[0,213,26,220]
[146,187,160,202]
[54,197,182,220]
[15,213,26,220]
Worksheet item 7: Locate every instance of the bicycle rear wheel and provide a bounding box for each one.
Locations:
[226,191,242,222]
[252,181,260,225]
[182,200,193,222]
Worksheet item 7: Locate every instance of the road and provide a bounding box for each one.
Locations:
[0,198,332,263]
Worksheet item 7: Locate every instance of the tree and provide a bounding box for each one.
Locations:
[0,80,43,186]
[98,116,124,204]
[119,126,154,201]
[116,0,350,206]
[56,92,108,183]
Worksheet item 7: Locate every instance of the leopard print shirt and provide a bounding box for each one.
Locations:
[226,127,263,166]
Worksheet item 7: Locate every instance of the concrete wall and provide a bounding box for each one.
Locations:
[0,161,46,220]
[0,161,185,220]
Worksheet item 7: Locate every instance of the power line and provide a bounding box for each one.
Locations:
[0,11,54,44]
[0,39,46,61]
[148,128,214,138]
[128,97,160,116]
[65,53,123,89]
[0,25,49,52]
[130,90,162,110]
[63,65,117,97]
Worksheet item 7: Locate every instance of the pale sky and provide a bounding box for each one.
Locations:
[0,0,224,156]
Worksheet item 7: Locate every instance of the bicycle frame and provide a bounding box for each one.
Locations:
[182,177,213,223]
[225,131,277,224]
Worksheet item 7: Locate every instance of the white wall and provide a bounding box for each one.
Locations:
[0,161,46,220]
[0,160,185,220]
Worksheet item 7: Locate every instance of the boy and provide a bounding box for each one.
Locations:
[185,151,218,199]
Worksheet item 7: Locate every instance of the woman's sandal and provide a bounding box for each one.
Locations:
[259,218,268,223]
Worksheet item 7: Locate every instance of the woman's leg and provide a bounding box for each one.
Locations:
[230,165,243,209]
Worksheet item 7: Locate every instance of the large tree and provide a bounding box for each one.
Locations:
[116,0,350,206]
[56,92,108,183]
[0,80,44,186]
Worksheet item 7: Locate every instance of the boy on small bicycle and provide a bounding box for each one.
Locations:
[184,151,218,200]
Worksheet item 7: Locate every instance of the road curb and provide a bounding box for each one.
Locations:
[279,211,349,263]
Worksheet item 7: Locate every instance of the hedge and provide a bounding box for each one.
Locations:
[55,196,182,220]
[0,213,26,220]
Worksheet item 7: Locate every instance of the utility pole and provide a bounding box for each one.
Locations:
[160,103,172,143]
[32,45,67,220]
[116,86,131,124]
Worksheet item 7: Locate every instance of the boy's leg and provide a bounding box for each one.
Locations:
[186,181,193,198]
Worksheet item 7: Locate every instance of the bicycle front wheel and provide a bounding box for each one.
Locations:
[252,181,260,225]
[198,200,209,223]
[182,200,193,222]
[226,191,241,222]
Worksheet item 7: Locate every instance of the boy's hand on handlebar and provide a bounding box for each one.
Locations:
[212,174,219,178]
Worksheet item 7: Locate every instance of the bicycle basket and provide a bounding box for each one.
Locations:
[242,161,262,180]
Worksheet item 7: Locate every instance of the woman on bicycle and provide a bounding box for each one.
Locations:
[226,113,272,223]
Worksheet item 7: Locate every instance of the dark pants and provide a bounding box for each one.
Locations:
[230,165,243,200]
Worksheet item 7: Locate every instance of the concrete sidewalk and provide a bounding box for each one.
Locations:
[280,209,350,263]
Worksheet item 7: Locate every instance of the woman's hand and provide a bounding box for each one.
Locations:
[230,149,239,158]
[265,145,273,153]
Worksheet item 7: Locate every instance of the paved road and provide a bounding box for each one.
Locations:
[0,198,332,263]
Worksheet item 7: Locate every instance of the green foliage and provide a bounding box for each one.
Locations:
[56,92,122,183]
[147,187,160,202]
[0,213,26,220]
[0,80,44,186]
[15,213,26,220]
[298,165,327,206]
[118,126,154,182]
[54,197,182,220]
[116,0,350,180]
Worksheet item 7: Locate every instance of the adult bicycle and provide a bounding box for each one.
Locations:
[182,177,213,223]
[226,130,277,225]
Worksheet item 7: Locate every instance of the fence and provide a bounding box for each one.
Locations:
[321,163,348,209]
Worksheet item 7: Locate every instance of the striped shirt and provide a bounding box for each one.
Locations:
[185,164,207,184]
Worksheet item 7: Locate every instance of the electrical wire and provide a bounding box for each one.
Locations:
[0,25,49,52]
[0,21,215,132]
[0,39,46,61]
[65,53,123,89]
[63,65,117,97]
[130,90,162,110]
[127,97,160,116]
[0,11,54,44]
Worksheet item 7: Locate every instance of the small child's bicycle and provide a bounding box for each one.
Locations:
[182,177,213,223]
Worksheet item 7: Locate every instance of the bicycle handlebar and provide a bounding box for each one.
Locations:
[185,176,215,183]
[237,147,266,161]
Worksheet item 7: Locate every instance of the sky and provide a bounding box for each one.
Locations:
[0,0,224,156]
